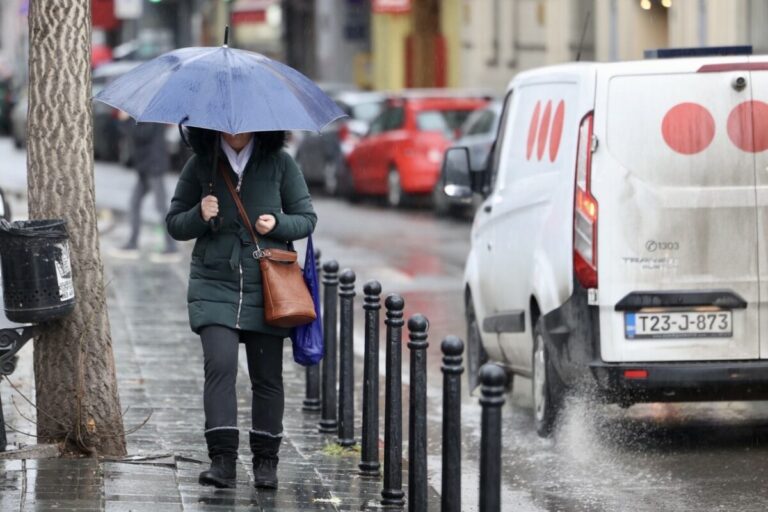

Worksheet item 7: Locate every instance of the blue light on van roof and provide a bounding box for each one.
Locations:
[644,46,753,59]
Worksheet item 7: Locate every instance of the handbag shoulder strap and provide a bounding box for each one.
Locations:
[219,162,261,250]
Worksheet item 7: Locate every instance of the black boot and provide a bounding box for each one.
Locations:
[250,431,281,489]
[199,429,239,489]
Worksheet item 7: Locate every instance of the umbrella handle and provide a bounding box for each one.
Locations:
[208,132,221,233]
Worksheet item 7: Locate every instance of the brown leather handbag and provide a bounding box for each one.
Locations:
[220,165,317,328]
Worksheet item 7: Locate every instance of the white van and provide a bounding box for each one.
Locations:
[443,49,768,437]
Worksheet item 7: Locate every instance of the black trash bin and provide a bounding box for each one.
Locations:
[0,219,75,323]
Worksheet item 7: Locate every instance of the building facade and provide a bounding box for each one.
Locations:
[458,0,768,94]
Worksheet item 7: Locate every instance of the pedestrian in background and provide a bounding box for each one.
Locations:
[112,116,179,262]
[166,127,317,490]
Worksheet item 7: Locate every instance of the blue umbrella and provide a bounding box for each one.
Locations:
[93,40,346,134]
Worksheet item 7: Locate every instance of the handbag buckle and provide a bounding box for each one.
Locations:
[253,249,266,260]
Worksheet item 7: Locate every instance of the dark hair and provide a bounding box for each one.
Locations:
[185,127,286,160]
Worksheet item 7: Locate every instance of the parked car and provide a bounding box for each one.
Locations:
[433,100,502,217]
[445,50,768,437]
[347,92,490,207]
[92,60,143,161]
[296,90,387,195]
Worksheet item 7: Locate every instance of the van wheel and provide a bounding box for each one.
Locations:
[466,297,488,393]
[387,167,405,208]
[532,320,565,437]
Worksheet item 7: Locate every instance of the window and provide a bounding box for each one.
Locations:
[368,111,387,135]
[488,91,513,190]
[383,107,405,131]
[466,110,496,136]
[351,101,385,123]
[416,111,450,134]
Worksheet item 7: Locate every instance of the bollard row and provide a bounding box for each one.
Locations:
[308,253,508,511]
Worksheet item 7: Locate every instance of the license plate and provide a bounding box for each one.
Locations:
[625,310,732,339]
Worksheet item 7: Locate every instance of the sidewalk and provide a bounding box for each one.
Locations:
[0,219,440,511]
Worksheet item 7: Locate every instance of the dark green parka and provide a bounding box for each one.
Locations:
[166,129,317,337]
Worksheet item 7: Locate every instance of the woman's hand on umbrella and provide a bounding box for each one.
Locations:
[255,214,276,235]
[201,195,219,222]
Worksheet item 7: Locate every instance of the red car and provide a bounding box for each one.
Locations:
[347,94,490,207]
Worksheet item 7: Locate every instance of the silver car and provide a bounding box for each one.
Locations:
[434,101,502,216]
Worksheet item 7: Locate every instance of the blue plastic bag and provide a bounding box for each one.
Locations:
[290,235,324,366]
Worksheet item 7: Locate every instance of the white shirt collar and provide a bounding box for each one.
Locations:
[220,136,255,177]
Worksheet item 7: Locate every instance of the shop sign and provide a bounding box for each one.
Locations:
[372,0,411,14]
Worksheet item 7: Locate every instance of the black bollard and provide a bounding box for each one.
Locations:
[359,280,382,477]
[337,269,356,447]
[303,249,322,413]
[479,364,507,512]
[407,314,429,512]
[441,336,464,512]
[381,294,406,508]
[318,260,339,433]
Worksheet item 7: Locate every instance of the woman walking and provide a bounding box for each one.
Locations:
[166,127,317,489]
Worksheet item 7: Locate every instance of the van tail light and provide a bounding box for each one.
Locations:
[573,112,598,289]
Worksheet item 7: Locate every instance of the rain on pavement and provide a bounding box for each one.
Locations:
[3,137,768,511]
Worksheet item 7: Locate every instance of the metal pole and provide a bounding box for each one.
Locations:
[381,294,406,508]
[407,314,429,512]
[337,269,356,447]
[479,364,507,512]
[318,260,339,434]
[359,280,382,477]
[303,249,322,413]
[441,336,464,512]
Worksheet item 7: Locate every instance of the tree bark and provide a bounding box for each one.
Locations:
[27,0,126,456]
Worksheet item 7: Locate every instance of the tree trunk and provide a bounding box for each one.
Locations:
[26,0,126,456]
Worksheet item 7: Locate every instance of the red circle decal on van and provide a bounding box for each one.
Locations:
[661,103,715,155]
[536,101,553,161]
[549,100,565,162]
[526,101,541,160]
[727,100,768,153]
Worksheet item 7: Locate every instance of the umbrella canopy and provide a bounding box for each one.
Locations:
[93,46,346,134]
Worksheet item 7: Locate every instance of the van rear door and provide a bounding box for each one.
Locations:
[746,61,768,359]
[594,65,760,363]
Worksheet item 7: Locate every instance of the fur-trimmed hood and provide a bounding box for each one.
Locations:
[184,127,287,161]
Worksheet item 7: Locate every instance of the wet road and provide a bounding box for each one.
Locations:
[4,136,768,510]
[310,193,768,512]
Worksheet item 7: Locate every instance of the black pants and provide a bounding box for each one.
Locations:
[128,172,176,251]
[200,325,285,436]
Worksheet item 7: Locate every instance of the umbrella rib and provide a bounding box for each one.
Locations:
[227,50,235,134]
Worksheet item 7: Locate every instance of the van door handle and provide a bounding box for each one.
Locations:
[483,204,493,213]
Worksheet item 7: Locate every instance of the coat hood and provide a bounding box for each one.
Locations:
[184,127,287,161]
